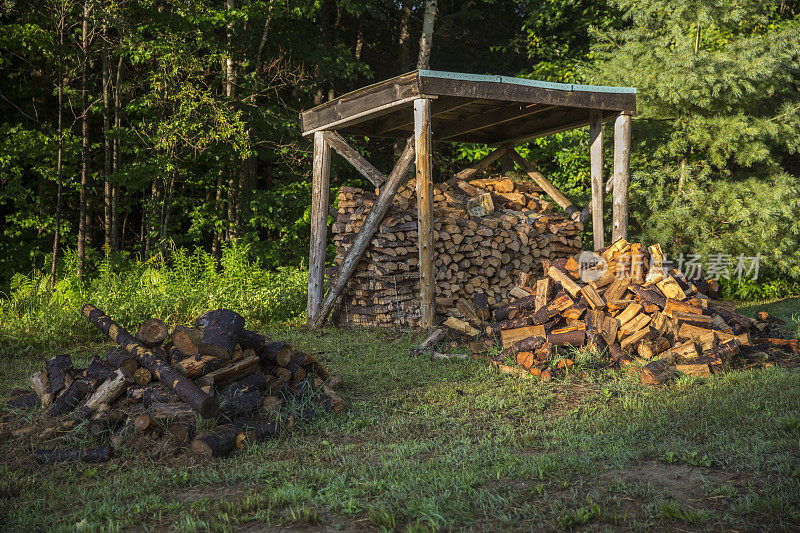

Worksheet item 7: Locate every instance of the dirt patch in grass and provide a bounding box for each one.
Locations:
[601,460,735,502]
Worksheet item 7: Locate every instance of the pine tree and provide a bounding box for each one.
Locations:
[585,0,800,278]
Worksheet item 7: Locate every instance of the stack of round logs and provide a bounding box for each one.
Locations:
[4,306,344,462]
[331,174,582,328]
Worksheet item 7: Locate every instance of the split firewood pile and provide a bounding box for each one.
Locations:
[331,174,582,328]
[1,305,343,463]
[432,239,799,384]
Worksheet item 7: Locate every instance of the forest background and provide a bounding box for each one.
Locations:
[2,0,800,310]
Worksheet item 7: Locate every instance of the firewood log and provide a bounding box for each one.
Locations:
[78,368,134,417]
[81,304,218,419]
[442,316,480,337]
[167,422,195,445]
[6,392,40,410]
[220,370,269,398]
[106,347,138,374]
[171,325,203,357]
[191,424,239,457]
[175,355,222,379]
[136,318,169,348]
[637,337,670,360]
[220,391,263,420]
[548,266,582,297]
[85,356,116,382]
[48,380,88,417]
[641,360,672,385]
[45,353,73,397]
[473,293,491,321]
[417,327,446,351]
[194,355,259,387]
[236,419,281,448]
[35,445,113,463]
[196,309,245,360]
[133,367,152,386]
[127,384,177,406]
[30,371,52,407]
[88,409,126,437]
[547,329,586,348]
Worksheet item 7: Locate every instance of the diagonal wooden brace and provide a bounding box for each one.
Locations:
[323,131,387,188]
[508,148,580,222]
[308,137,416,329]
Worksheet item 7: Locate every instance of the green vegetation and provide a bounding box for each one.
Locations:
[0,244,307,354]
[2,0,799,296]
[1,298,799,530]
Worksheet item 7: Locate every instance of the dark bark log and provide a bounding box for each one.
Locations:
[127,384,176,406]
[220,370,268,398]
[88,409,126,436]
[191,423,238,457]
[133,368,152,386]
[493,295,536,322]
[46,353,73,397]
[81,304,218,419]
[234,418,281,448]
[196,309,245,360]
[35,445,113,463]
[194,355,259,387]
[220,390,263,420]
[106,347,138,374]
[85,356,115,382]
[48,380,88,417]
[6,392,40,410]
[473,293,491,321]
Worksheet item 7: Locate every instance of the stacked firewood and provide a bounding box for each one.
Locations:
[2,306,343,462]
[444,239,798,384]
[331,174,582,327]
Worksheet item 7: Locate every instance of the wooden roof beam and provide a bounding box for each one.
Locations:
[437,103,554,141]
[373,97,481,135]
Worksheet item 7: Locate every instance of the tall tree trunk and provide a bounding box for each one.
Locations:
[416,0,437,69]
[102,27,113,252]
[211,173,224,263]
[111,55,122,250]
[77,1,91,277]
[225,0,239,243]
[397,0,412,72]
[161,173,175,241]
[50,19,65,292]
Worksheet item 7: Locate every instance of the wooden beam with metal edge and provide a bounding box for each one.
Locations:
[418,74,636,113]
[323,131,386,187]
[308,138,416,329]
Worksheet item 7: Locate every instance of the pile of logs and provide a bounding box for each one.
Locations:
[2,305,343,462]
[440,239,798,384]
[331,174,582,328]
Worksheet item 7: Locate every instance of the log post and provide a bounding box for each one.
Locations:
[589,110,604,251]
[307,130,331,327]
[414,98,435,329]
[612,112,631,242]
[308,138,416,329]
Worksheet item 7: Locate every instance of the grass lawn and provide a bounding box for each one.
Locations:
[1,298,799,531]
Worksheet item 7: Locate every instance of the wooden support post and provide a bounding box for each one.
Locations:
[508,149,580,221]
[414,98,435,330]
[308,138,416,329]
[502,144,514,175]
[589,110,604,251]
[612,112,631,242]
[307,131,331,327]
